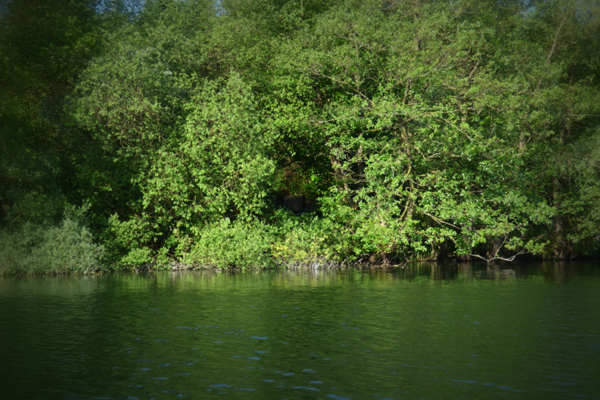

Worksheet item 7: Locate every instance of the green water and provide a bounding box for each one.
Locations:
[1,262,599,400]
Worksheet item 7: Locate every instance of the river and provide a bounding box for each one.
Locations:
[1,262,599,399]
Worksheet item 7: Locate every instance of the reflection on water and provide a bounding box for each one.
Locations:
[1,262,599,400]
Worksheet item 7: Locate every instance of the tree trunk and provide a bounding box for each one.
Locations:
[553,178,571,259]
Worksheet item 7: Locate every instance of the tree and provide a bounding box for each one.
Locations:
[0,0,102,227]
[71,0,280,266]
[21,0,597,270]
[0,0,106,273]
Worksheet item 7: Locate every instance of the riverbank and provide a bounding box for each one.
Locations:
[5,254,596,277]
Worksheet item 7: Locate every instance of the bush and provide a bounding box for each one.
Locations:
[0,209,105,274]
[184,219,276,269]
[271,213,336,267]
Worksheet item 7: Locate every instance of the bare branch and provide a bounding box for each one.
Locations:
[468,59,480,81]
[468,251,527,263]
[536,12,569,91]
[421,211,460,230]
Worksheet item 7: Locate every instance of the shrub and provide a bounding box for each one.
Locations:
[184,219,276,269]
[0,207,105,274]
[271,213,336,267]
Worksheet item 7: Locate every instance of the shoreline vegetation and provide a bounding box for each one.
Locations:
[2,0,600,275]
[1,257,595,277]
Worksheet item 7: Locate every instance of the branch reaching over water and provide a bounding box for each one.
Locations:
[469,251,527,263]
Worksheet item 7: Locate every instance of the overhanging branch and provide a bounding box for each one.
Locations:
[469,250,527,263]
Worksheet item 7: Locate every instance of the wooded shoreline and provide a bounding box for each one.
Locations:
[2,0,600,274]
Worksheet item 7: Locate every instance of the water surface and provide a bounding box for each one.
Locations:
[1,262,599,399]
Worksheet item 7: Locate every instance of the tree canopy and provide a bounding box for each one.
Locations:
[1,0,599,272]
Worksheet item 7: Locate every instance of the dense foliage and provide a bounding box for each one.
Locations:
[1,0,599,272]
